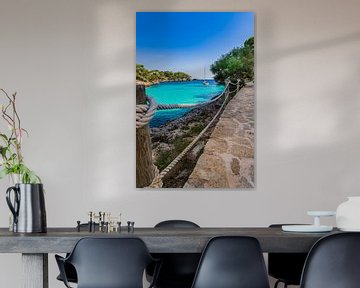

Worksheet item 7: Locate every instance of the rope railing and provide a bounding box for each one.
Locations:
[136,95,157,129]
[156,82,229,111]
[136,82,233,128]
[148,82,232,188]
[136,79,242,188]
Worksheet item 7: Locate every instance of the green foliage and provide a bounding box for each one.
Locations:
[0,89,41,184]
[210,36,254,85]
[0,162,41,184]
[174,137,191,152]
[186,123,206,137]
[155,150,174,171]
[155,137,192,170]
[136,64,191,84]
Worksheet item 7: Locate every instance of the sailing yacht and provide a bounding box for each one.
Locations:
[203,67,209,85]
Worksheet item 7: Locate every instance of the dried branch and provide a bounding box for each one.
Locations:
[0,88,39,182]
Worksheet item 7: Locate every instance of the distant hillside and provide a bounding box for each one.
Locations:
[136,64,191,86]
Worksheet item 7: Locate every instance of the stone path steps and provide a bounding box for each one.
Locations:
[184,84,255,188]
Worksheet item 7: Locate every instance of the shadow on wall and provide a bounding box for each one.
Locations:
[89,0,136,200]
[258,9,360,211]
[258,11,360,287]
[262,31,360,62]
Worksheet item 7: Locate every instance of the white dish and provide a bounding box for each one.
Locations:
[307,211,336,217]
[282,225,333,233]
[338,227,360,232]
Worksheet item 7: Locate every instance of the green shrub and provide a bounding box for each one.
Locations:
[187,123,206,136]
[210,36,254,84]
[155,138,192,170]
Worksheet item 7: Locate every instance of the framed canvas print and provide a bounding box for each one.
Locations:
[136,12,254,189]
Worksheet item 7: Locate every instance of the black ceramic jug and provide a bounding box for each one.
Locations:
[6,183,47,233]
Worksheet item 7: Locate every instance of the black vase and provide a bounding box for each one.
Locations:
[6,183,47,233]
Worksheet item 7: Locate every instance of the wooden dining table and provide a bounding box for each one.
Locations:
[0,226,339,288]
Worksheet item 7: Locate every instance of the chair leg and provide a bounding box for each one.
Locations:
[274,280,290,288]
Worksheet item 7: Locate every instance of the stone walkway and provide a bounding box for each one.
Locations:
[184,84,255,188]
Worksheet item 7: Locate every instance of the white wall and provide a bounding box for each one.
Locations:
[0,0,360,287]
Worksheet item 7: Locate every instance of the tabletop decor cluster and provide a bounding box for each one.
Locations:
[82,211,124,233]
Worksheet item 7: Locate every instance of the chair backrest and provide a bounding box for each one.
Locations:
[67,237,154,288]
[191,236,270,288]
[155,220,200,228]
[268,224,308,285]
[300,232,360,288]
[150,220,201,286]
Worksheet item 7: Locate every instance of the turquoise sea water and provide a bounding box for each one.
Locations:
[146,80,225,127]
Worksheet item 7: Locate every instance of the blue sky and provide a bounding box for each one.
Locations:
[136,12,254,79]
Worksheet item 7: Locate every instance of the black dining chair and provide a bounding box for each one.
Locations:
[300,232,360,288]
[268,224,308,288]
[56,262,77,284]
[55,237,161,288]
[191,236,270,288]
[146,220,201,288]
[56,223,99,284]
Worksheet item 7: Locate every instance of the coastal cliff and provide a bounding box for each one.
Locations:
[150,86,239,188]
[150,99,222,187]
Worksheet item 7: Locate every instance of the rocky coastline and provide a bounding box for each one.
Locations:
[136,79,193,87]
[150,94,226,188]
[136,80,158,87]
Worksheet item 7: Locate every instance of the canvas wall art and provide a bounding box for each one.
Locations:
[136,12,255,189]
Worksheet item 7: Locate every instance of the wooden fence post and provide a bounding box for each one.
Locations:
[136,85,155,188]
[225,79,230,102]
